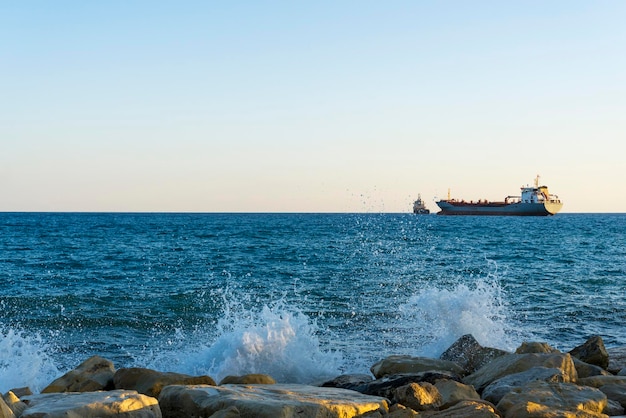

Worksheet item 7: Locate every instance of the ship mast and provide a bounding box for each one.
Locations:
[534,175,540,188]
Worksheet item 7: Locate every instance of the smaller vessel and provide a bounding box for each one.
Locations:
[413,194,430,214]
[436,176,563,216]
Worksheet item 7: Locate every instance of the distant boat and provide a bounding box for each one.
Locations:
[413,194,430,214]
[436,176,563,216]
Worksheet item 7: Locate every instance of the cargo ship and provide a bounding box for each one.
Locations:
[436,176,563,216]
[412,194,430,214]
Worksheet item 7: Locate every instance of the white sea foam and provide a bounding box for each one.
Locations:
[150,295,345,384]
[0,326,60,393]
[398,278,517,357]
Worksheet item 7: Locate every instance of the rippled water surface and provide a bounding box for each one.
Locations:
[1,212,625,391]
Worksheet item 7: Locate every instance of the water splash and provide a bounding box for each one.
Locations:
[399,278,516,357]
[149,292,345,384]
[0,326,60,393]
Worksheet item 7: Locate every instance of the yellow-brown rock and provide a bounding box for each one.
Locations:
[114,367,216,398]
[41,355,115,393]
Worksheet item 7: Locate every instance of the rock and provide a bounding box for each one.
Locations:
[320,374,374,389]
[208,406,241,418]
[388,403,418,417]
[481,366,569,404]
[350,372,461,401]
[21,389,161,418]
[158,384,388,418]
[419,400,500,417]
[7,387,32,398]
[607,346,626,374]
[0,396,15,418]
[578,375,626,388]
[41,355,115,393]
[2,392,26,417]
[433,379,480,409]
[114,367,216,398]
[515,341,560,354]
[393,382,442,411]
[574,357,613,379]
[439,334,509,375]
[599,384,626,410]
[219,374,275,385]
[570,336,609,370]
[371,355,465,379]
[496,380,608,418]
[463,352,578,392]
[604,399,625,416]
[619,368,626,376]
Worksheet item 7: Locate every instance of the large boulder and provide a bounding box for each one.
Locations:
[481,366,569,404]
[21,390,161,418]
[515,341,560,354]
[371,355,464,379]
[439,334,509,375]
[41,355,115,393]
[158,384,388,418]
[114,367,216,398]
[433,379,480,409]
[569,336,609,370]
[463,352,578,392]
[350,372,461,401]
[393,382,442,411]
[219,374,276,385]
[496,381,608,418]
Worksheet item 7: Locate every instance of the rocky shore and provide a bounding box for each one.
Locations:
[2,335,626,417]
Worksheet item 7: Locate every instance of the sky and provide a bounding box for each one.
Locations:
[2,1,625,213]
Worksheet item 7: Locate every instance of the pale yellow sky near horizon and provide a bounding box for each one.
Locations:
[2,2,625,213]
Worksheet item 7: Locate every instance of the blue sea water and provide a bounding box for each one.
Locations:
[1,212,625,392]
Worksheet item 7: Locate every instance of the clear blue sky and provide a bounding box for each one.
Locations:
[2,1,624,212]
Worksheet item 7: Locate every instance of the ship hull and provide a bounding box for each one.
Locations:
[436,201,562,216]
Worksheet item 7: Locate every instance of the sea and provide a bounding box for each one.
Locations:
[1,212,625,393]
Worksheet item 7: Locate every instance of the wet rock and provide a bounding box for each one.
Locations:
[496,380,607,418]
[439,334,509,375]
[371,355,465,379]
[218,374,276,385]
[481,366,569,404]
[41,355,115,393]
[21,389,161,418]
[603,398,625,416]
[570,335,609,370]
[158,384,388,418]
[114,367,216,398]
[463,352,577,392]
